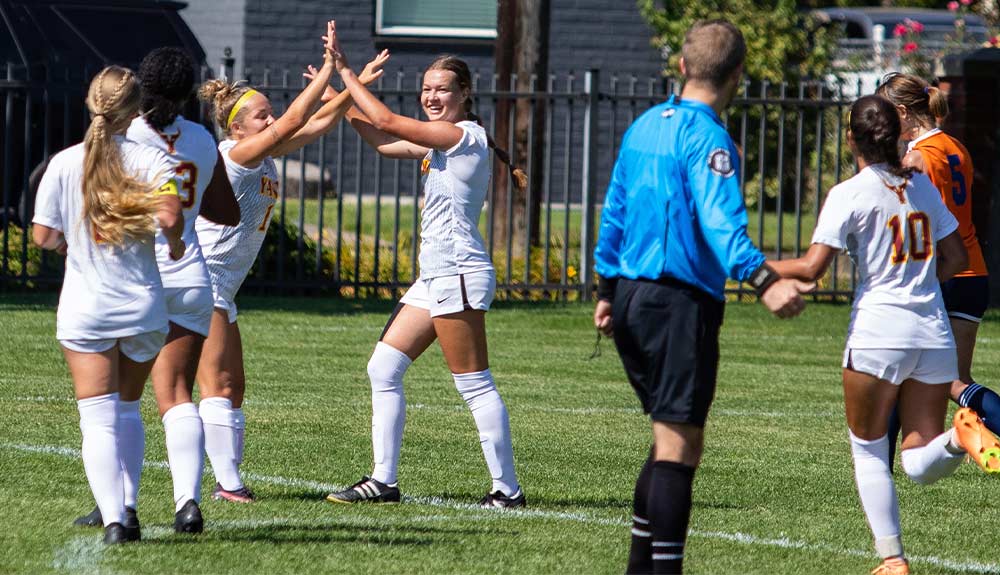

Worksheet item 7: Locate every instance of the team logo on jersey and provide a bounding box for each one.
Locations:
[158,130,181,155]
[421,158,431,176]
[708,148,734,177]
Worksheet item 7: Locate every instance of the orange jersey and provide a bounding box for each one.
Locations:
[911,131,987,277]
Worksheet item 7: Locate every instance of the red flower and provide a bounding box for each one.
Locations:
[991,35,1000,46]
[910,21,925,33]
[893,23,908,37]
[960,0,972,6]
[903,42,919,53]
[948,1,960,10]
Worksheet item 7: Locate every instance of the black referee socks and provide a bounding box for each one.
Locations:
[627,449,656,575]
[647,460,695,575]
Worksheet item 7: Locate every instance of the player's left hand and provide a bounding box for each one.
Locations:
[593,299,613,336]
[359,49,390,86]
[325,20,349,72]
[303,65,337,102]
[169,239,186,261]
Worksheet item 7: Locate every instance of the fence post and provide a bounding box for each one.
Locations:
[580,69,599,301]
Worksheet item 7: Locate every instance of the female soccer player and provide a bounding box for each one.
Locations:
[195,23,388,502]
[32,65,184,544]
[322,22,526,508]
[72,47,241,533]
[876,73,1000,437]
[771,95,998,575]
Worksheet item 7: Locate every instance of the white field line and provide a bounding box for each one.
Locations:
[6,396,842,419]
[7,442,997,574]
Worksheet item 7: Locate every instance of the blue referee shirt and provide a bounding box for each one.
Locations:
[594,95,765,301]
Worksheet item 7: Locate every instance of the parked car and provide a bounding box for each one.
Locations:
[809,7,989,95]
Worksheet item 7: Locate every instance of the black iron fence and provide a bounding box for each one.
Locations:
[1,62,863,300]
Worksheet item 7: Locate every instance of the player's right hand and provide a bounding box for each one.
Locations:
[761,279,814,319]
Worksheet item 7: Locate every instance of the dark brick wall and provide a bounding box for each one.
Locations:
[178,0,248,78]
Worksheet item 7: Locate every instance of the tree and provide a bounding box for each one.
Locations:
[637,0,837,84]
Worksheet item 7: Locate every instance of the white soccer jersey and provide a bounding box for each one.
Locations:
[418,120,494,279]
[812,164,959,349]
[32,138,175,341]
[127,115,216,289]
[195,139,278,303]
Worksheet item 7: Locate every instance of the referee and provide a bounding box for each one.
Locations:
[592,20,814,575]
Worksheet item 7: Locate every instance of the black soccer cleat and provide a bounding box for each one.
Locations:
[325,477,401,504]
[122,506,141,541]
[103,521,140,545]
[73,505,102,528]
[173,499,204,534]
[479,489,526,509]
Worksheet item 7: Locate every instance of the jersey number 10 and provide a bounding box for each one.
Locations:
[887,212,932,265]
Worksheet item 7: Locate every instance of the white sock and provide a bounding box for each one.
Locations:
[78,393,125,526]
[118,399,144,510]
[163,402,205,511]
[200,397,243,491]
[233,407,246,466]
[453,369,519,496]
[368,342,410,485]
[900,428,965,485]
[850,432,903,559]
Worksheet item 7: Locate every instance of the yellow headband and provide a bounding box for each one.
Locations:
[226,89,260,130]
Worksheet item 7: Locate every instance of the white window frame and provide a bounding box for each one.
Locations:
[374,0,497,39]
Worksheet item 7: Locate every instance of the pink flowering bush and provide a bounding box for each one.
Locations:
[894,18,932,77]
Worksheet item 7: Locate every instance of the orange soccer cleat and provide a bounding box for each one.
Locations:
[953,407,1000,474]
[871,557,910,575]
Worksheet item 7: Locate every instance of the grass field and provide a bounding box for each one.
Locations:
[1,294,997,574]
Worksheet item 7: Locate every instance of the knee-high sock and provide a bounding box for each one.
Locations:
[453,369,519,496]
[233,407,246,466]
[118,399,144,510]
[163,402,205,510]
[368,342,410,485]
[648,460,694,575]
[200,397,243,491]
[959,383,1000,437]
[627,448,655,575]
[850,432,903,559]
[900,428,965,485]
[78,393,125,526]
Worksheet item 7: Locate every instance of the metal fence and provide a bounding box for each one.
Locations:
[1,63,863,300]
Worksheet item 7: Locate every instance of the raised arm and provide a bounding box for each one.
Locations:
[229,21,338,167]
[328,20,463,154]
[270,50,390,158]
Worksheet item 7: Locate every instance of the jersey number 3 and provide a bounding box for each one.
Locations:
[887,212,931,265]
[947,154,967,206]
[175,162,198,209]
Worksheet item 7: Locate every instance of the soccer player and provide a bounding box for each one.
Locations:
[195,23,388,502]
[72,47,242,533]
[770,95,999,575]
[592,20,812,574]
[32,65,185,544]
[876,74,1000,437]
[322,23,527,508]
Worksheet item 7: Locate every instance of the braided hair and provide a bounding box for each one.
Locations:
[138,47,196,130]
[82,66,160,246]
[849,95,914,180]
[425,55,527,190]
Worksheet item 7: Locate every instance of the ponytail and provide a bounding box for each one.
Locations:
[199,78,255,135]
[850,95,914,180]
[82,66,160,246]
[468,112,528,190]
[927,86,949,124]
[876,72,948,128]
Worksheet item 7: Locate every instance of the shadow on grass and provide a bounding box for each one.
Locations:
[142,520,514,547]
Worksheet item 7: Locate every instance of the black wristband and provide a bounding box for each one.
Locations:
[748,263,780,297]
[597,275,618,302]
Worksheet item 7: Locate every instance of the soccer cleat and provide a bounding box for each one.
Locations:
[871,557,909,575]
[103,517,140,545]
[173,499,204,534]
[73,505,102,527]
[479,489,526,509]
[211,483,255,503]
[954,407,1000,474]
[325,477,401,504]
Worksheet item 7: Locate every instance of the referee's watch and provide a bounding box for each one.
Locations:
[748,263,780,297]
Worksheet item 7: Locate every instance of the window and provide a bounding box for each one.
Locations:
[375,0,497,39]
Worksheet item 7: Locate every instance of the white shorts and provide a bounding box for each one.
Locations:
[60,329,167,363]
[212,291,238,324]
[165,287,213,337]
[843,348,958,385]
[400,270,495,317]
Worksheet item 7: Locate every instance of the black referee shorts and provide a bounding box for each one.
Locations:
[611,277,725,427]
[940,275,989,323]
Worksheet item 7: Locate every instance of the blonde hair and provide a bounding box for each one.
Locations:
[199,79,257,135]
[876,73,949,127]
[82,66,160,246]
